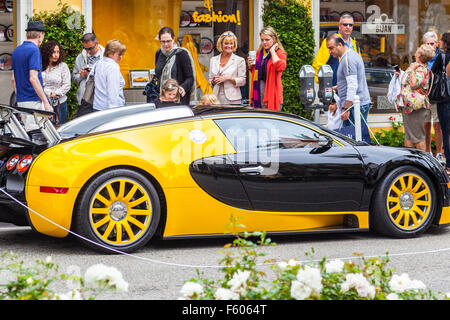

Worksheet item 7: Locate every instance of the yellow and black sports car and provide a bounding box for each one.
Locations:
[0,104,449,253]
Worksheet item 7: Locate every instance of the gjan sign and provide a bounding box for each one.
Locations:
[361,5,405,35]
[192,0,242,25]
[362,22,405,35]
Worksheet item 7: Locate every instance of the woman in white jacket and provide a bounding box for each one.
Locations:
[209,31,246,105]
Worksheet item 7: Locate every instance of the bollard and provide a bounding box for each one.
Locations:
[354,95,361,141]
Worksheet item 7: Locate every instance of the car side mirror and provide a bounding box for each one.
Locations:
[318,135,333,148]
[310,135,333,154]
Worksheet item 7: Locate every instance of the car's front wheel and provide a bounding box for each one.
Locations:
[73,169,161,253]
[371,166,437,238]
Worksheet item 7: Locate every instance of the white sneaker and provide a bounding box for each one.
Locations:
[435,153,446,166]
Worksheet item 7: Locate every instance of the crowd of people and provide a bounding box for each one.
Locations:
[10,18,450,172]
[11,21,288,131]
[313,14,450,172]
[395,32,450,172]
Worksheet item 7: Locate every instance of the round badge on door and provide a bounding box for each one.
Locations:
[189,129,207,144]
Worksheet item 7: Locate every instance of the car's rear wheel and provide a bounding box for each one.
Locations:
[371,166,437,238]
[74,169,161,253]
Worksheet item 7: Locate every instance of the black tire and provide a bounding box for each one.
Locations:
[370,166,437,238]
[73,169,161,253]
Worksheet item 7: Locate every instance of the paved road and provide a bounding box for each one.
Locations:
[0,222,449,300]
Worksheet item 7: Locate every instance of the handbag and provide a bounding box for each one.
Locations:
[144,48,180,103]
[143,75,159,103]
[48,96,60,125]
[429,53,450,104]
[333,120,372,143]
[77,65,96,117]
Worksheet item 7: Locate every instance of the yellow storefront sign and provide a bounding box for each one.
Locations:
[193,0,241,26]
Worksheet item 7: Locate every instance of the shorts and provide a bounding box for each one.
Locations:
[17,101,45,131]
[424,103,439,123]
[402,107,427,144]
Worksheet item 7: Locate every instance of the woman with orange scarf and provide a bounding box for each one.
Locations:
[248,26,287,111]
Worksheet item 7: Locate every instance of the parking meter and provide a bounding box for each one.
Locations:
[317,65,334,105]
[299,65,316,106]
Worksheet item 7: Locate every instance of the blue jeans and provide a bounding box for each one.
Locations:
[436,102,450,167]
[54,101,67,124]
[343,103,371,127]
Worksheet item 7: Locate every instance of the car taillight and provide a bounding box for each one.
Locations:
[17,155,33,173]
[6,154,20,170]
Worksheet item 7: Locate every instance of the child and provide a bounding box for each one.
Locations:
[199,93,219,105]
[327,93,342,130]
[155,79,182,108]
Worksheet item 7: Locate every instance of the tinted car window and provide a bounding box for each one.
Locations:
[215,117,331,153]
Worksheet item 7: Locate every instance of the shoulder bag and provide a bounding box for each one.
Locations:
[77,65,96,117]
[429,53,450,104]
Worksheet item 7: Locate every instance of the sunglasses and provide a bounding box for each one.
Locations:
[341,23,353,27]
[222,31,235,36]
[426,42,436,46]
[84,44,97,52]
[164,84,179,90]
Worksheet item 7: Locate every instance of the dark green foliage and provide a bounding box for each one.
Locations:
[262,0,315,118]
[373,121,405,147]
[31,1,86,118]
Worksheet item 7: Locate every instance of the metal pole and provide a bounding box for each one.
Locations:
[314,108,321,125]
[354,95,361,141]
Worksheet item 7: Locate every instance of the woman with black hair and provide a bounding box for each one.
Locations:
[41,40,71,124]
[153,27,196,105]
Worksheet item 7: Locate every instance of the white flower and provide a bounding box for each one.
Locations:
[84,264,128,292]
[389,273,426,293]
[228,270,250,295]
[57,289,82,300]
[45,256,52,263]
[290,280,312,300]
[26,277,33,285]
[296,265,323,295]
[341,273,375,299]
[386,293,401,300]
[278,261,289,270]
[325,259,344,273]
[445,292,450,299]
[214,287,240,300]
[389,273,410,292]
[278,259,301,271]
[180,281,204,298]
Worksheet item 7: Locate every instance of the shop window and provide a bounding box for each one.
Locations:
[178,0,250,101]
[319,0,449,113]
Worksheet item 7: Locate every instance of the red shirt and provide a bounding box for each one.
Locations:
[250,48,287,111]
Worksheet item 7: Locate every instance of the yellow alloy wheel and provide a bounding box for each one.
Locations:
[386,173,432,231]
[89,178,152,246]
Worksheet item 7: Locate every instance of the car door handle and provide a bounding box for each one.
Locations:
[239,165,264,174]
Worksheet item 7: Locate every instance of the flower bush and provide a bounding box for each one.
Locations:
[373,118,405,147]
[0,251,127,300]
[180,232,449,300]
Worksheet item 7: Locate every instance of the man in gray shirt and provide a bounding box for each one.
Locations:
[326,34,371,127]
[72,33,104,112]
